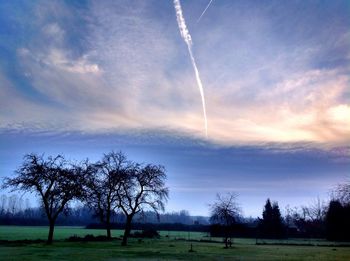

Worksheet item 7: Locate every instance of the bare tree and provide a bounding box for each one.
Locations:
[210,193,240,248]
[0,195,6,215]
[7,195,17,214]
[300,197,327,222]
[118,164,168,246]
[334,182,350,206]
[82,152,131,239]
[2,154,83,244]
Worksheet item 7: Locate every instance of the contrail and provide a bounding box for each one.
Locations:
[197,0,214,23]
[173,0,208,137]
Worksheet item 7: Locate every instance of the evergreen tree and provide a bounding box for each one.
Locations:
[326,200,350,241]
[259,198,285,238]
[271,202,285,238]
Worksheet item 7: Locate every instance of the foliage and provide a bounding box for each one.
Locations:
[66,234,112,242]
[326,200,350,241]
[130,228,160,238]
[325,181,350,241]
[258,199,286,239]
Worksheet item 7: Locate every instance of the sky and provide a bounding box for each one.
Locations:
[0,0,349,217]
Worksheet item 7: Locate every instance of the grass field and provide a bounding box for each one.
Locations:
[1,226,350,260]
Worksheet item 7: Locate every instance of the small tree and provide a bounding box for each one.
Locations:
[2,154,83,244]
[82,152,131,239]
[118,164,168,246]
[210,193,240,248]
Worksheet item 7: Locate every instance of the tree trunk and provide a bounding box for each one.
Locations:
[47,219,55,244]
[106,226,111,239]
[121,215,133,246]
[106,214,111,239]
[224,228,229,248]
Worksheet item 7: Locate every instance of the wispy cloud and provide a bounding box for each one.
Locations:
[0,0,349,146]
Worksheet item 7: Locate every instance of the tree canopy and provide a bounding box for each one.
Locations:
[259,198,285,239]
[118,163,169,246]
[210,193,240,248]
[2,154,84,243]
[81,152,132,239]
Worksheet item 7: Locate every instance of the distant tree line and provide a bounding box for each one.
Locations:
[2,152,350,244]
[1,190,350,243]
[0,196,207,226]
[208,184,350,245]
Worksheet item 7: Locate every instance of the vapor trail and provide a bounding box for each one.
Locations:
[197,0,214,23]
[173,0,208,137]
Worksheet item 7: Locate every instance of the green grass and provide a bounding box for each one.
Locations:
[1,226,350,260]
[0,226,122,241]
[0,226,211,241]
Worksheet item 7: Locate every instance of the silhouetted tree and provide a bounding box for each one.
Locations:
[259,199,285,239]
[0,195,6,216]
[118,164,168,246]
[210,193,240,248]
[326,200,343,241]
[81,152,131,239]
[2,154,83,244]
[326,200,350,241]
[334,182,350,206]
[290,198,327,238]
[325,181,350,241]
[300,198,327,223]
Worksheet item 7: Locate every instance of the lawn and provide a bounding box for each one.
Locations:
[0,226,121,241]
[1,226,350,260]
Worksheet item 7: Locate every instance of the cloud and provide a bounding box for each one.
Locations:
[42,23,65,43]
[0,0,349,146]
[0,71,76,130]
[198,64,349,144]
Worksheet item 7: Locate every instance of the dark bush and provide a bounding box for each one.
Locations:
[66,234,112,242]
[130,228,160,238]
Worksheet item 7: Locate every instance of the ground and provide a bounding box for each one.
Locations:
[1,226,350,260]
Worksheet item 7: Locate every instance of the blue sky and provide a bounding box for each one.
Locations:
[0,0,349,216]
